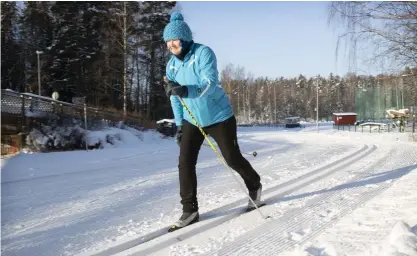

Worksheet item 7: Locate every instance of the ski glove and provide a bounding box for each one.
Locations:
[164,80,188,98]
[175,126,182,146]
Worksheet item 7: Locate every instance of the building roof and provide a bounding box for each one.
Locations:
[333,112,357,116]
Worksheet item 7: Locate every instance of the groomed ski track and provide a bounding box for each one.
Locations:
[211,147,415,256]
[88,143,402,256]
[168,144,416,256]
[4,128,416,256]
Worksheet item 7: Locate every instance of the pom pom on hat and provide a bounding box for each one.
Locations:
[170,12,184,22]
[163,12,193,42]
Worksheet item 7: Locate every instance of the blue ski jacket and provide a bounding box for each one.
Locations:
[166,42,233,128]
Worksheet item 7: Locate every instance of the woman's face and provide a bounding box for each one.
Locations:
[167,39,181,55]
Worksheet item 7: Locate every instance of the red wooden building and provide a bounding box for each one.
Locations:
[333,112,357,125]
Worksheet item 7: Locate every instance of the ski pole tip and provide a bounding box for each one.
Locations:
[253,151,257,157]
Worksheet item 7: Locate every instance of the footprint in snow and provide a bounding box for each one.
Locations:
[285,228,311,242]
[319,209,339,221]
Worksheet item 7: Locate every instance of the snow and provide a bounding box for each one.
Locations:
[156,119,175,124]
[287,159,417,256]
[21,92,57,102]
[285,116,300,120]
[372,221,417,256]
[87,127,140,148]
[1,124,417,256]
[332,112,357,116]
[17,92,76,108]
[5,88,18,93]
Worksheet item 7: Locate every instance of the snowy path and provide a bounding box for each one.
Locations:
[212,147,416,256]
[1,127,416,256]
[296,162,417,256]
[112,144,374,256]
[124,141,416,256]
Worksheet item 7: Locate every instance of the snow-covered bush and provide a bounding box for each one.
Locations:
[24,116,148,152]
[25,124,86,152]
[106,133,122,145]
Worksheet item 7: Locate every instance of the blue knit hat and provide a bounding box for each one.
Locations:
[163,12,193,42]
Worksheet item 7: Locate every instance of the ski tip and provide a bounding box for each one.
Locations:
[168,218,199,233]
[168,225,181,233]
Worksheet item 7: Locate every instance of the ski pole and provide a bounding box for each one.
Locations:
[202,143,257,157]
[175,95,267,219]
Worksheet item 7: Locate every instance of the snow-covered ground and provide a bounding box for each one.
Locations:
[1,124,416,256]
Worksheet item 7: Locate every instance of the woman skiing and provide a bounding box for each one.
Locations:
[162,12,262,231]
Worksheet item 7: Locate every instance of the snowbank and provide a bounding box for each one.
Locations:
[369,221,417,256]
[24,121,164,152]
[87,127,150,149]
[87,121,168,149]
[156,119,174,124]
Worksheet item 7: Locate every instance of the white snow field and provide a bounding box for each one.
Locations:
[1,124,417,256]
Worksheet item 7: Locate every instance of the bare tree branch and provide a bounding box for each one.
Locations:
[328,1,417,72]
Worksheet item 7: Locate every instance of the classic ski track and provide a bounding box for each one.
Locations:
[259,144,338,170]
[212,147,416,256]
[1,144,302,241]
[89,144,371,256]
[140,143,343,207]
[1,143,290,185]
[132,145,378,256]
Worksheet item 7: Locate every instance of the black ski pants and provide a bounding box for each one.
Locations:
[178,115,261,212]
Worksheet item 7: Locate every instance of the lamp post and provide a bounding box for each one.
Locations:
[36,51,43,96]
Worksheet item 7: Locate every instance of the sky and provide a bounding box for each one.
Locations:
[179,1,381,79]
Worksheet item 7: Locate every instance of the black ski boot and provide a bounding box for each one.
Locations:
[168,211,199,232]
[247,183,265,212]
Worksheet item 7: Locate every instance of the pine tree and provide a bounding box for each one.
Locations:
[136,1,176,120]
[20,1,54,95]
[48,2,102,102]
[1,1,23,91]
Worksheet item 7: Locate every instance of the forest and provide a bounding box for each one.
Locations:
[221,64,417,123]
[2,1,416,124]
